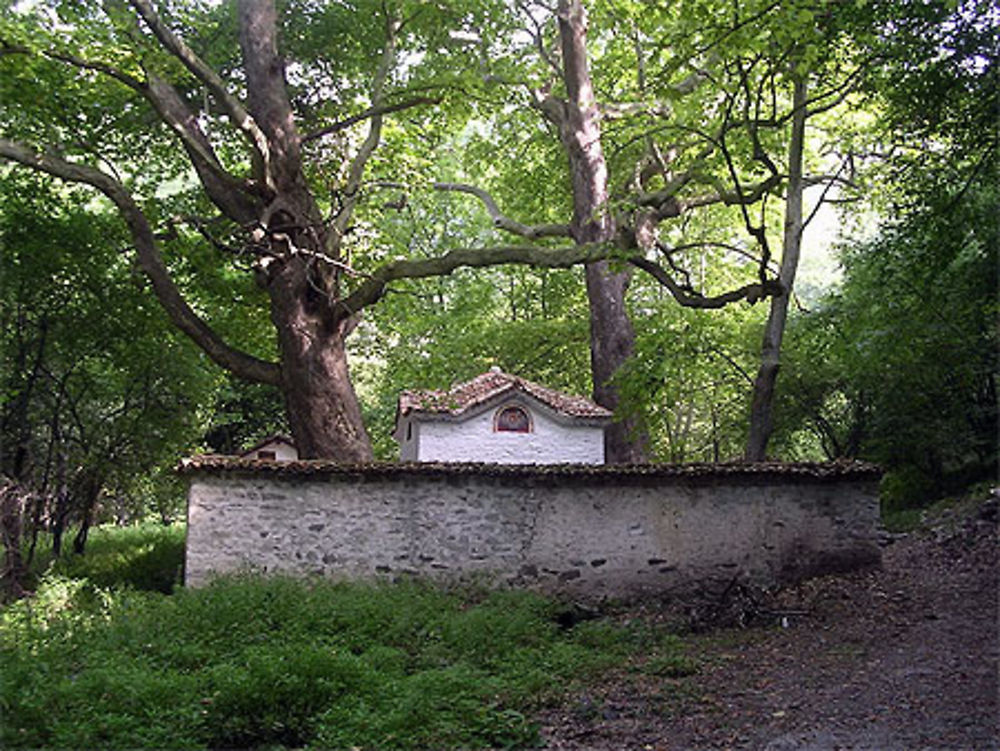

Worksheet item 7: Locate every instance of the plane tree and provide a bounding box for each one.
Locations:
[441,0,866,460]
[0,0,837,461]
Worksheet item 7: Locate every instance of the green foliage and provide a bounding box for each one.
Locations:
[881,481,996,533]
[0,570,691,750]
[200,376,290,455]
[617,275,765,462]
[641,651,701,678]
[766,0,998,496]
[29,523,187,594]
[0,172,215,526]
[773,170,998,502]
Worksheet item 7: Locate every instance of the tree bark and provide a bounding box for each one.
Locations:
[745,75,808,461]
[0,480,28,600]
[267,257,372,460]
[555,0,647,463]
[71,470,102,556]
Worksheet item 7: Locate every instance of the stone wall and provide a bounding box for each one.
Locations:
[181,460,881,599]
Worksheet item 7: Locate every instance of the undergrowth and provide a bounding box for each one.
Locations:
[0,560,691,749]
[881,481,996,533]
[26,523,186,594]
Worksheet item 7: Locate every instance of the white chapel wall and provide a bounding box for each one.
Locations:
[254,440,299,462]
[413,399,604,464]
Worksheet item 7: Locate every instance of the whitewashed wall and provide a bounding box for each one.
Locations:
[399,398,605,464]
[183,462,882,599]
[248,440,299,462]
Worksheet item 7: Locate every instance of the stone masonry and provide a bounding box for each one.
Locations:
[181,460,882,599]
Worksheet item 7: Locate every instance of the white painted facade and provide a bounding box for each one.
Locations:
[397,396,605,464]
[242,436,299,462]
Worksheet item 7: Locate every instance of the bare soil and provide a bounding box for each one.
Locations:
[540,493,998,750]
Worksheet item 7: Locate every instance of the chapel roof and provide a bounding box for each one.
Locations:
[397,367,613,421]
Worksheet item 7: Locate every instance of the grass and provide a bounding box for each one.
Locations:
[1,525,694,750]
[26,522,186,593]
[881,481,995,533]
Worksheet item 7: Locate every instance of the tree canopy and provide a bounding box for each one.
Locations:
[1,0,845,463]
[0,0,994,534]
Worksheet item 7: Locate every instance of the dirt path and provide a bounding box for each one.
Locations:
[541,495,998,750]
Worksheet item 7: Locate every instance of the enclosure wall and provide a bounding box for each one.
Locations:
[183,462,880,598]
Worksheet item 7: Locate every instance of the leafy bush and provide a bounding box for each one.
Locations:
[0,574,692,749]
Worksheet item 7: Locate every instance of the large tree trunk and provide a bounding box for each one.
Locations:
[556,0,647,464]
[237,0,373,461]
[268,258,372,461]
[745,75,808,461]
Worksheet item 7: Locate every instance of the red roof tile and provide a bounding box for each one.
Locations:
[398,368,613,421]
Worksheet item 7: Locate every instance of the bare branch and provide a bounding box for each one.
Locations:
[637,171,781,217]
[301,96,443,144]
[334,237,781,322]
[517,0,562,76]
[144,73,262,223]
[434,182,572,238]
[801,161,849,233]
[334,242,609,319]
[128,0,269,166]
[706,343,755,386]
[662,240,780,275]
[0,139,281,386]
[629,256,782,308]
[331,11,398,244]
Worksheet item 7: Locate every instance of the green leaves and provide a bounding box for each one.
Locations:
[774,167,998,498]
[0,573,667,749]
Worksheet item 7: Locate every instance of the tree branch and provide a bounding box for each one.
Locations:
[143,73,262,223]
[334,242,610,320]
[0,139,281,386]
[330,11,398,245]
[334,237,782,323]
[434,182,572,238]
[128,0,270,169]
[2,38,262,223]
[637,171,781,217]
[301,96,442,144]
[629,256,781,308]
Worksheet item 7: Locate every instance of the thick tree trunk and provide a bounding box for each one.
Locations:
[276,332,371,461]
[585,264,647,462]
[234,0,374,461]
[556,0,647,464]
[745,75,808,461]
[268,258,373,461]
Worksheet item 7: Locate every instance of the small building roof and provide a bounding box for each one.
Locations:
[398,367,613,422]
[239,434,296,458]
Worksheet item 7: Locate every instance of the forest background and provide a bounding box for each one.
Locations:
[0,0,996,577]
